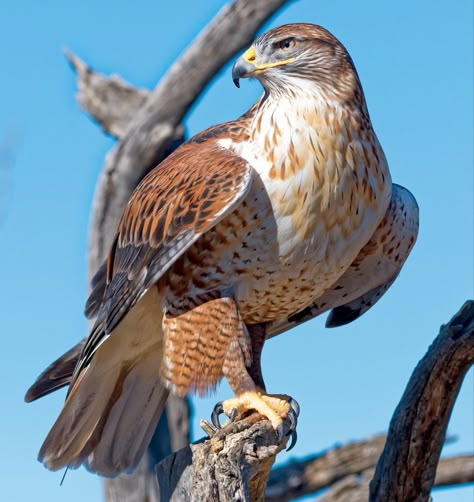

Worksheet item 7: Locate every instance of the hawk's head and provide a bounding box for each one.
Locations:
[232,23,360,101]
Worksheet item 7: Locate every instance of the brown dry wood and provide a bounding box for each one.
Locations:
[316,455,474,502]
[369,300,474,501]
[265,435,387,501]
[265,433,473,501]
[74,1,289,500]
[156,413,293,502]
[154,427,473,502]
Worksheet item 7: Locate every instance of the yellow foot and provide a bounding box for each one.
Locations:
[211,391,299,449]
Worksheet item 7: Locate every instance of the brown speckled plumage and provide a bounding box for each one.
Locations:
[26,23,418,476]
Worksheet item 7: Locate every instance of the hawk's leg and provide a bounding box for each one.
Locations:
[212,318,299,448]
[247,323,267,391]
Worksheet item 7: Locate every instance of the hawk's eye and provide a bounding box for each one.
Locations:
[276,37,297,50]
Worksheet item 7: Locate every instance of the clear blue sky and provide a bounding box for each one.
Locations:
[1,1,472,501]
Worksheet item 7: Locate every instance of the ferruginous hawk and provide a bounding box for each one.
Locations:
[26,23,418,476]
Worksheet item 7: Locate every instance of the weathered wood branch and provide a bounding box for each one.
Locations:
[155,427,473,502]
[316,455,474,502]
[369,300,474,501]
[156,413,293,502]
[65,51,150,139]
[266,434,474,501]
[266,435,387,501]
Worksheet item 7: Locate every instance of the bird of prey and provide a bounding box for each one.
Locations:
[26,23,418,477]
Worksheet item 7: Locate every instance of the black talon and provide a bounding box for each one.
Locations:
[285,397,299,451]
[286,429,297,451]
[229,407,237,422]
[211,401,224,428]
[276,423,285,442]
[288,397,300,417]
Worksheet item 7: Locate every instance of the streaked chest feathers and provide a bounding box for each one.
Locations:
[213,91,392,321]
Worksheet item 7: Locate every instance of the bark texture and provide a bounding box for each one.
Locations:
[156,414,292,502]
[369,300,474,501]
[266,435,473,501]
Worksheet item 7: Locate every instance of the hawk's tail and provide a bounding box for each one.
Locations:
[34,289,169,476]
[25,341,83,403]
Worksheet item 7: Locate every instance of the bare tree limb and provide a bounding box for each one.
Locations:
[316,468,373,502]
[156,413,293,502]
[154,424,473,502]
[435,455,474,488]
[315,455,474,502]
[66,51,149,139]
[266,435,387,501]
[266,436,473,502]
[369,300,474,501]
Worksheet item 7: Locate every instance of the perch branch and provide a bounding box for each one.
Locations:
[369,300,474,501]
[156,413,294,502]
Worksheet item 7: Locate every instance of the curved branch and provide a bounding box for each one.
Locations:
[369,300,474,501]
[66,51,149,139]
[266,435,386,501]
[266,436,473,502]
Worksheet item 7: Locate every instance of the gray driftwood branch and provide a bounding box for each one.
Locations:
[65,51,149,139]
[156,413,293,502]
[370,300,474,501]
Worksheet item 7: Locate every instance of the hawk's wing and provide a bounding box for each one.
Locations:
[325,278,396,328]
[267,183,419,337]
[72,140,253,384]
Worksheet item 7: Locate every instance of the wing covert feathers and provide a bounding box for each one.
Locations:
[77,141,253,376]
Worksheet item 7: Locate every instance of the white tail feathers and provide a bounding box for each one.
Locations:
[38,288,168,476]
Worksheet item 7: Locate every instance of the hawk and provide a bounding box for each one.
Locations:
[26,23,418,476]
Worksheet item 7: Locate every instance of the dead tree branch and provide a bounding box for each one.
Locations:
[266,435,386,501]
[156,413,293,502]
[369,300,474,501]
[265,434,473,502]
[65,51,149,139]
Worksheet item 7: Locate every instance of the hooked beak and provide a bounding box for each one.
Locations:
[232,47,258,88]
[231,46,296,88]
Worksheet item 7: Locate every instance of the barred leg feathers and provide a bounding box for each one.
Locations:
[38,289,168,477]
